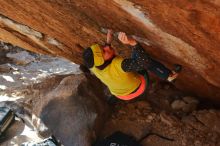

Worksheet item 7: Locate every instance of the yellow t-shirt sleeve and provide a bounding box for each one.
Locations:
[113,57,126,73]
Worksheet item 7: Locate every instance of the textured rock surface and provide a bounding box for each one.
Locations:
[0,45,219,146]
[36,74,109,146]
[101,101,220,146]
[0,44,110,146]
[0,74,109,146]
[0,0,220,102]
[6,51,35,65]
[0,42,80,98]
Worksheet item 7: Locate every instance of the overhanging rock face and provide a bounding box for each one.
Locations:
[0,0,220,102]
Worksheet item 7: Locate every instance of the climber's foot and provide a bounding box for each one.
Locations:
[167,64,182,82]
[167,71,179,82]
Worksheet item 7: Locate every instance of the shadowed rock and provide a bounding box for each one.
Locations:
[38,74,109,146]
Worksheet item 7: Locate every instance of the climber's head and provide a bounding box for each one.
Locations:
[83,44,115,68]
[102,44,115,61]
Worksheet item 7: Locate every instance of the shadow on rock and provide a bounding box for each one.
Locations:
[39,74,110,146]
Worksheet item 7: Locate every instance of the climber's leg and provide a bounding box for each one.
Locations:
[147,58,182,82]
[146,58,171,80]
[130,44,182,82]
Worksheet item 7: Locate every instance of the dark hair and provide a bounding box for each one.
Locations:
[83,47,94,68]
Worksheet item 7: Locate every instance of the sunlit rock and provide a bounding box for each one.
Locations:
[6,51,35,65]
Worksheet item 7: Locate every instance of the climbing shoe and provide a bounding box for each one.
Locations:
[167,64,182,82]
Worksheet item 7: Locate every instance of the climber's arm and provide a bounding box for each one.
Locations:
[106,29,114,45]
[121,44,149,72]
[117,32,137,46]
[118,32,149,72]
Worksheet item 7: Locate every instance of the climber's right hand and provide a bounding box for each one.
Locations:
[118,32,137,46]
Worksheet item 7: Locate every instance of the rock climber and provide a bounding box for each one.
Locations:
[82,30,181,101]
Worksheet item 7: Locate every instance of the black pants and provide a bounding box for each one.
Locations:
[132,50,171,80]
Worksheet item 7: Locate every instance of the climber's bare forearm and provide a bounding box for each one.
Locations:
[106,29,114,44]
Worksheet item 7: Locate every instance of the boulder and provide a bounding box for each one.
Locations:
[34,74,110,146]
[171,96,199,113]
[194,110,220,134]
[182,96,199,112]
[6,51,35,65]
[0,64,12,73]
[171,100,187,111]
[0,73,109,146]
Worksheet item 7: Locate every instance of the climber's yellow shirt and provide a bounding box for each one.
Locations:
[90,56,141,96]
